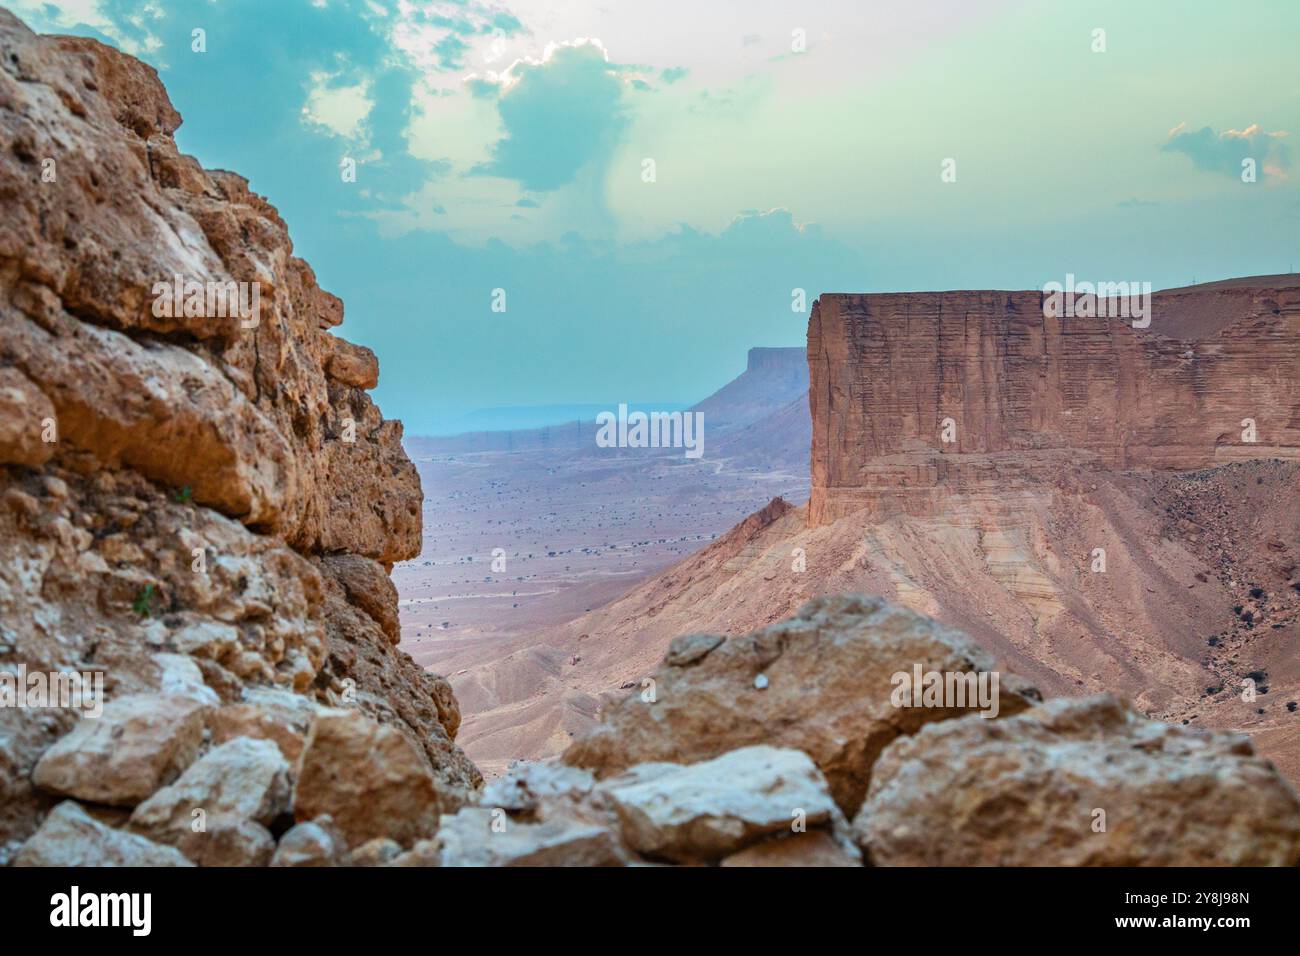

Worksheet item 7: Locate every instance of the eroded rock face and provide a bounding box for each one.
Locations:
[808,282,1300,525]
[855,695,1300,866]
[565,595,1040,814]
[0,7,476,858]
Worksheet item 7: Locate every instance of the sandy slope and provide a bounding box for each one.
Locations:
[441,459,1300,783]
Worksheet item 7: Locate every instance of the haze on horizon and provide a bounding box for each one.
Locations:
[15,0,1299,433]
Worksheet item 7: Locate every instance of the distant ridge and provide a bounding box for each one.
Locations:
[405,346,809,458]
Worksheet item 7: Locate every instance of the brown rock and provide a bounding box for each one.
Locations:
[292,709,445,849]
[856,694,1300,866]
[720,830,861,867]
[209,688,320,765]
[0,366,55,467]
[808,283,1300,525]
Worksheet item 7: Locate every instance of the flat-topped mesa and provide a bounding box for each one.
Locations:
[807,277,1300,526]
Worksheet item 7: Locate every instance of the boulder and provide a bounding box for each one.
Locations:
[566,595,1039,814]
[128,737,290,864]
[13,801,193,867]
[595,745,838,863]
[856,694,1300,866]
[292,709,444,849]
[31,694,208,806]
[271,816,345,867]
[437,807,628,867]
[209,688,319,765]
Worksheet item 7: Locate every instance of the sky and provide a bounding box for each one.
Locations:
[13,0,1300,433]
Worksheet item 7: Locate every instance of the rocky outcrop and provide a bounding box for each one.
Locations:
[856,694,1300,866]
[564,594,1041,814]
[0,8,477,864]
[809,279,1300,525]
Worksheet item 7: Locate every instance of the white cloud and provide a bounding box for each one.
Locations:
[302,69,376,146]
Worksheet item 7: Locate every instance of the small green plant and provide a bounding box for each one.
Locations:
[172,485,193,504]
[132,584,158,619]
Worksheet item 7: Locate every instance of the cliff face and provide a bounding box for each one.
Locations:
[0,10,477,860]
[808,280,1300,525]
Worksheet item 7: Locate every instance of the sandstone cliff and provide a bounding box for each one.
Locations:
[509,276,1300,789]
[808,279,1300,525]
[0,10,478,861]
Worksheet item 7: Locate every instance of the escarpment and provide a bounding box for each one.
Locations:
[0,9,477,861]
[808,280,1300,525]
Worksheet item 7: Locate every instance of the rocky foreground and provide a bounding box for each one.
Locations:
[1,8,1299,867]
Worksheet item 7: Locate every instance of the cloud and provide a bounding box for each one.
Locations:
[10,0,163,55]
[302,69,375,143]
[472,40,628,192]
[464,76,502,99]
[660,66,689,84]
[1161,122,1290,181]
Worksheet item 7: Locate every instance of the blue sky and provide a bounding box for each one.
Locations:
[14,0,1299,433]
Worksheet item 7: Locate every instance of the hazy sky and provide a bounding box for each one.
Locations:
[15,0,1299,432]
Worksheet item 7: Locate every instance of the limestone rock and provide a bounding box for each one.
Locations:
[292,709,445,849]
[566,595,1039,814]
[271,816,345,867]
[210,688,320,765]
[596,746,837,864]
[31,694,208,806]
[13,801,193,867]
[856,694,1300,866]
[128,737,290,865]
[437,807,628,867]
[348,837,403,866]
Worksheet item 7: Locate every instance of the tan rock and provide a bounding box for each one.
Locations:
[326,338,380,389]
[129,737,290,865]
[0,366,55,468]
[597,746,837,864]
[210,688,320,765]
[31,694,208,806]
[720,829,861,867]
[348,837,403,866]
[566,595,1039,814]
[13,801,192,867]
[271,816,344,867]
[856,694,1300,866]
[292,709,444,849]
[437,807,628,867]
